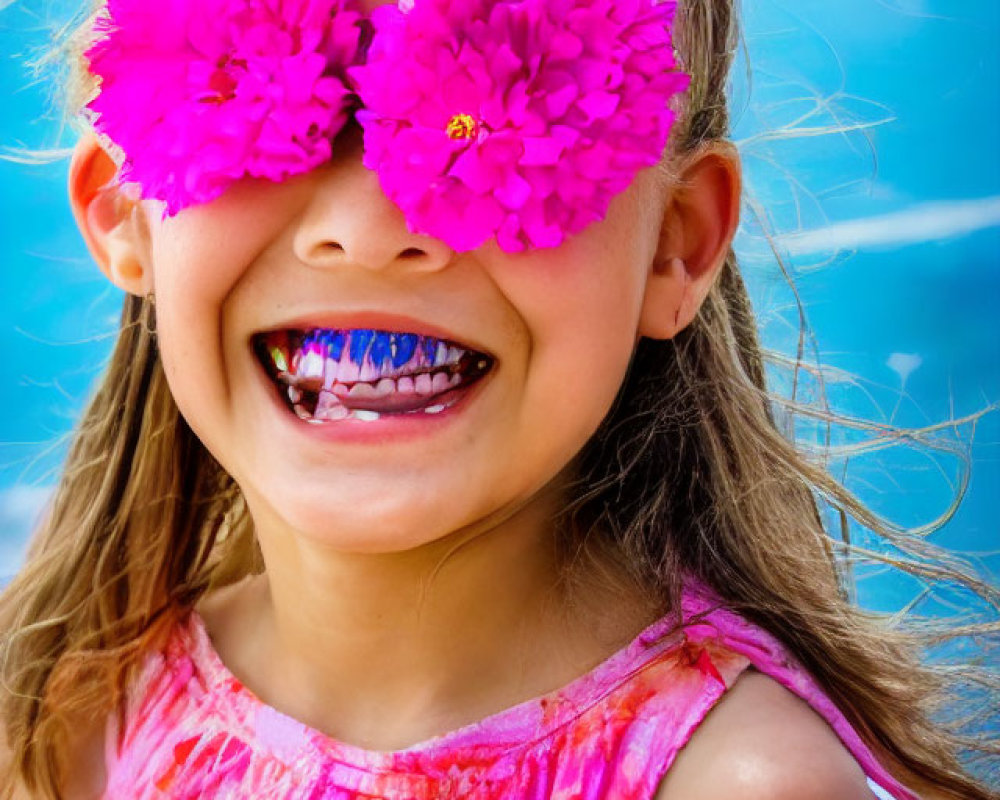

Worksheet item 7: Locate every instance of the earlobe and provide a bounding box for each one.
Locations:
[638,256,691,340]
[638,141,742,340]
[68,132,151,296]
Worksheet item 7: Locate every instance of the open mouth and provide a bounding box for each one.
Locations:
[252,328,495,422]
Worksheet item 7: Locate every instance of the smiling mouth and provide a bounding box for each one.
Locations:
[252,328,495,422]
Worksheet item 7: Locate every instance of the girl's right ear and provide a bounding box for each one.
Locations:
[68,132,152,296]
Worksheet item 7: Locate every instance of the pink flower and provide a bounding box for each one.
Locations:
[349,0,690,252]
[85,0,368,216]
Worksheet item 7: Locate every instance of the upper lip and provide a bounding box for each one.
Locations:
[253,311,495,357]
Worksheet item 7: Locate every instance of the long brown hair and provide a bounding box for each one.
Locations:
[2,1,997,798]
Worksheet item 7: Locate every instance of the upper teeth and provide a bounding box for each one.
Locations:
[278,329,469,387]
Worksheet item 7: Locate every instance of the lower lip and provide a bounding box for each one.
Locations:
[254,360,490,445]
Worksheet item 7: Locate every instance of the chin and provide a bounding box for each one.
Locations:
[249,482,466,555]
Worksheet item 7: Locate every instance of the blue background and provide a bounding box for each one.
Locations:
[1,1,997,623]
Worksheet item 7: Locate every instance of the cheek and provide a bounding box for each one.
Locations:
[154,296,231,464]
[497,257,648,465]
[529,292,638,429]
[146,213,262,463]
[492,171,658,400]
[150,202,272,307]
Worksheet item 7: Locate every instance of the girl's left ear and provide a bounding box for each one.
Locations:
[638,140,742,340]
[68,131,153,296]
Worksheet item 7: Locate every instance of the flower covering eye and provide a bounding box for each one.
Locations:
[349,0,690,252]
[84,0,368,216]
[83,0,690,251]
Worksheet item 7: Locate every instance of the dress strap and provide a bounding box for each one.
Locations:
[678,581,920,800]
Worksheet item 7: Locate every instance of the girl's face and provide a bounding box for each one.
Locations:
[142,122,672,553]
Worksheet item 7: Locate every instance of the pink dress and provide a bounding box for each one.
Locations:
[102,581,917,799]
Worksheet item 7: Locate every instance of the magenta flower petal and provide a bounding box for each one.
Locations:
[495,171,533,210]
[577,90,621,122]
[520,136,568,167]
[450,147,495,194]
[85,0,367,216]
[350,0,690,252]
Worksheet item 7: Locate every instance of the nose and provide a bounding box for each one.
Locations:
[292,130,455,274]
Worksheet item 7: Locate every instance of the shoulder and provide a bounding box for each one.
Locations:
[2,723,106,800]
[653,668,877,800]
[1,722,107,800]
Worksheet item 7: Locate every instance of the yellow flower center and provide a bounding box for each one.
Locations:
[446,113,478,140]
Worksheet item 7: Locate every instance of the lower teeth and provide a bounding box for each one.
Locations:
[292,397,454,423]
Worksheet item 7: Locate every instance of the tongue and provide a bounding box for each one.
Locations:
[312,384,465,416]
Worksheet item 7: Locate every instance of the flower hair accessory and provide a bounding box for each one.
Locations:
[85,0,368,216]
[85,0,690,251]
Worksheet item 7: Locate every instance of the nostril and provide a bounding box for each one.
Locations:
[297,237,446,270]
[321,244,424,260]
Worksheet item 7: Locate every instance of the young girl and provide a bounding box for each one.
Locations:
[1,0,995,798]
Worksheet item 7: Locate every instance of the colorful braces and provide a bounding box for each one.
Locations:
[254,328,492,421]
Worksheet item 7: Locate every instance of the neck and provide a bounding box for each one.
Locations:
[210,487,653,752]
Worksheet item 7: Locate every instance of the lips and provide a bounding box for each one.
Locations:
[252,328,494,421]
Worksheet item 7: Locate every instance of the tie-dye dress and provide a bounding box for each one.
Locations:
[101,580,918,799]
